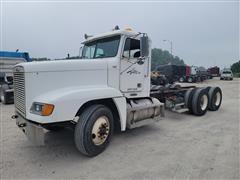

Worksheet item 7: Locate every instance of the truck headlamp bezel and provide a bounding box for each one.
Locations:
[30,102,54,116]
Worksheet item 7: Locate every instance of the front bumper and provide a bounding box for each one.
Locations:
[221,77,233,80]
[14,112,45,146]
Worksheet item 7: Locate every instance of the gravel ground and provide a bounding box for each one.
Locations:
[0,78,239,179]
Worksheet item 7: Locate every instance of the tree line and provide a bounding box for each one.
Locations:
[231,61,240,77]
[151,48,185,70]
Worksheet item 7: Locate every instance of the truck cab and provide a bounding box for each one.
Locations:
[13,28,164,156]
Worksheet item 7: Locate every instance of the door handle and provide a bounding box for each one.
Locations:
[112,65,117,68]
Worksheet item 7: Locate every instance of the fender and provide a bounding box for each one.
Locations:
[26,86,126,126]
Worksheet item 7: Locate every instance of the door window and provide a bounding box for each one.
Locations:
[123,38,141,59]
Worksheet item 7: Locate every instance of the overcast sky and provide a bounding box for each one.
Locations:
[1,0,239,68]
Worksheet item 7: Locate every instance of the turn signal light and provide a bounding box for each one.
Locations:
[41,104,54,116]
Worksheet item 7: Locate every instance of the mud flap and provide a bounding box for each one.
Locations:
[16,115,45,146]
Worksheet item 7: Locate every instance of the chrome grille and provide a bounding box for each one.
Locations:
[13,66,26,116]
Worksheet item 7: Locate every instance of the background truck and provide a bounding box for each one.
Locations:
[155,65,209,84]
[207,66,220,77]
[220,68,233,80]
[0,51,31,104]
[12,27,222,157]
[155,65,186,84]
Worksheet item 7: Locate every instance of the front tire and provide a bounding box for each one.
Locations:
[74,104,114,157]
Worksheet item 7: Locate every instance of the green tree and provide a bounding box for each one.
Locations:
[231,61,240,73]
[151,48,185,70]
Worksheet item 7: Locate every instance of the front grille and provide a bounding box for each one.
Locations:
[13,66,26,117]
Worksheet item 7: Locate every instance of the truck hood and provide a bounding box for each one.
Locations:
[18,59,107,73]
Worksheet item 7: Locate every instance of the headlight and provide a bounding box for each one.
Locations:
[30,102,54,116]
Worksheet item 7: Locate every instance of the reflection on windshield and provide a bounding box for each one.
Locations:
[82,35,120,59]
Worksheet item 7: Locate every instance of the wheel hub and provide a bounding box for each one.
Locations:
[214,92,221,106]
[91,116,110,145]
[200,95,208,111]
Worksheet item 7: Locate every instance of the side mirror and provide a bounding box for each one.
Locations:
[140,35,149,57]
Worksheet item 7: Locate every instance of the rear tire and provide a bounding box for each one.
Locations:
[208,87,222,111]
[179,77,184,83]
[185,88,198,113]
[192,88,209,116]
[74,104,114,157]
[188,77,193,83]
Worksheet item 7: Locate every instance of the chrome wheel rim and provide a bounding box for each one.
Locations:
[214,92,221,106]
[200,95,208,111]
[91,116,110,146]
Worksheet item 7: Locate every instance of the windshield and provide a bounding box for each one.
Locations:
[223,71,231,74]
[82,35,121,59]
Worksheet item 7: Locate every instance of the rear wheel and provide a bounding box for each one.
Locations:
[208,87,222,111]
[192,88,209,116]
[185,88,198,113]
[74,104,114,157]
[179,77,184,83]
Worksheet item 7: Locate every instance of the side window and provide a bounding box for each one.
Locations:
[95,48,104,58]
[82,44,96,59]
[123,38,140,59]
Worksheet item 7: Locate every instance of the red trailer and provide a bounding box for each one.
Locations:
[207,66,220,77]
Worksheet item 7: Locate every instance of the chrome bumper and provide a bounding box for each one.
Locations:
[13,113,45,146]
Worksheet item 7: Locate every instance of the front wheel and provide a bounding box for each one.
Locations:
[74,104,114,157]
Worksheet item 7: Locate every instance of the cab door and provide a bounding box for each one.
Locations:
[120,38,146,92]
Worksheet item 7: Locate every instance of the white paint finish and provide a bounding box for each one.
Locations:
[82,29,137,44]
[25,83,123,123]
[26,86,123,123]
[119,36,151,98]
[15,30,152,130]
[21,58,107,73]
[113,97,127,131]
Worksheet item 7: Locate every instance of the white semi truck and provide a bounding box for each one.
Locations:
[12,28,222,156]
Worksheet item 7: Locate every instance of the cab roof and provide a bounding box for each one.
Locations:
[82,29,138,44]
